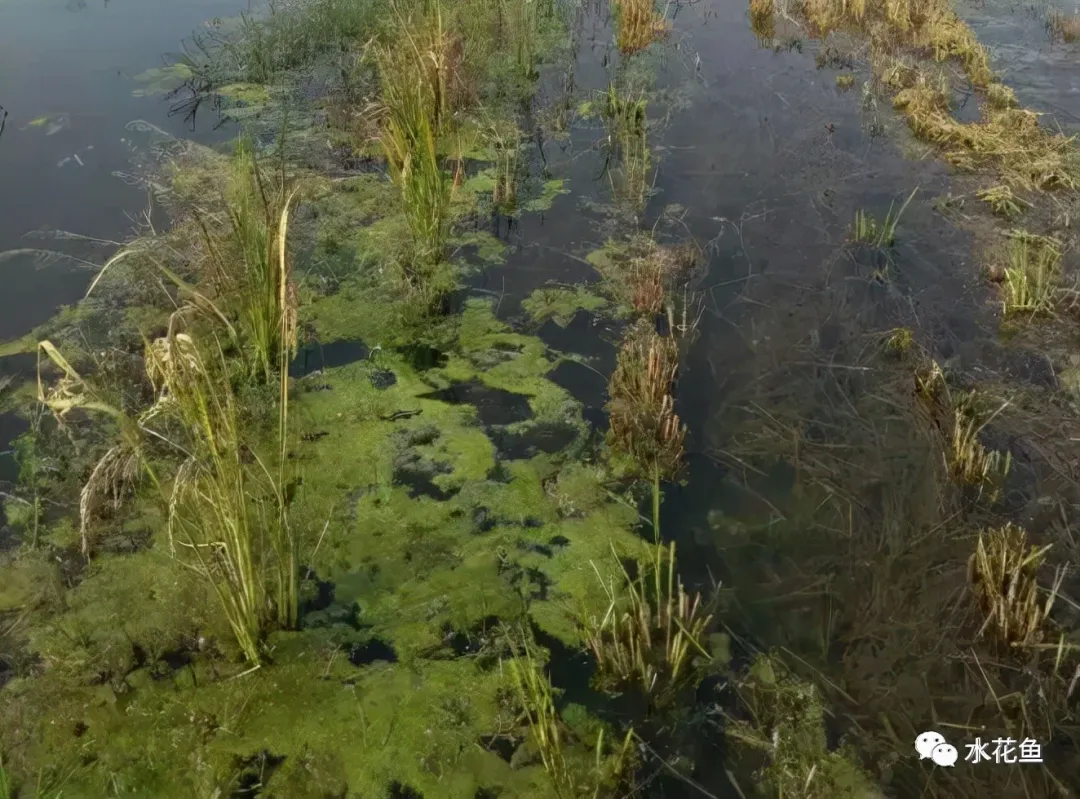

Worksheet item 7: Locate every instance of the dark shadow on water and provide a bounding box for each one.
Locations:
[489,420,581,459]
[418,381,533,426]
[348,637,398,666]
[398,342,449,371]
[289,339,369,378]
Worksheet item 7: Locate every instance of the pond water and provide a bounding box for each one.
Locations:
[0,0,241,341]
[3,0,1080,793]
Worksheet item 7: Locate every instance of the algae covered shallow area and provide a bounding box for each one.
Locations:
[5,0,1080,796]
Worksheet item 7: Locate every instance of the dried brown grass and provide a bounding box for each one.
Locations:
[613,0,670,56]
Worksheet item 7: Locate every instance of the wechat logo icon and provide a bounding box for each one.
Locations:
[915,731,958,767]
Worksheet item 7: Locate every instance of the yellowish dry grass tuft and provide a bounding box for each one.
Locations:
[968,524,1061,648]
[613,0,670,56]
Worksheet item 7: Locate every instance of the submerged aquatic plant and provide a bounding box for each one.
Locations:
[613,0,669,56]
[602,84,651,209]
[723,655,878,799]
[606,320,686,479]
[968,524,1060,648]
[999,232,1061,317]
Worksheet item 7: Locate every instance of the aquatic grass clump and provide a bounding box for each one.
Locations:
[606,321,686,479]
[1047,9,1080,43]
[748,0,776,43]
[801,0,992,87]
[849,186,918,247]
[36,342,159,556]
[509,641,637,797]
[889,63,1080,192]
[915,365,1012,496]
[602,85,651,209]
[147,325,296,663]
[968,524,1060,648]
[374,5,459,281]
[202,140,300,384]
[723,655,878,799]
[583,538,714,706]
[999,232,1061,316]
[977,184,1029,219]
[613,0,670,56]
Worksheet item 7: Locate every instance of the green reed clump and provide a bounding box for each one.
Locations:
[582,480,715,706]
[147,323,296,662]
[375,4,458,284]
[38,313,298,663]
[602,85,651,209]
[850,186,917,247]
[509,640,636,798]
[1000,232,1061,316]
[196,140,299,384]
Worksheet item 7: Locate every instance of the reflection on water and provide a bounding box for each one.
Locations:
[0,0,241,342]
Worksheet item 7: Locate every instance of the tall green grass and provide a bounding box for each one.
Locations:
[376,4,456,280]
[582,476,713,706]
[196,140,299,383]
[148,324,296,663]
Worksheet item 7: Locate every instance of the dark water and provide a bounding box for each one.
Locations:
[0,0,242,342]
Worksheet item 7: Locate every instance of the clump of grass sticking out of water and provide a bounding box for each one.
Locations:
[968,524,1060,649]
[375,4,457,285]
[977,184,1029,219]
[509,640,637,797]
[914,363,1011,497]
[850,186,918,247]
[201,140,299,384]
[148,322,296,663]
[1047,9,1080,43]
[889,62,1080,192]
[602,85,651,210]
[803,0,992,86]
[1000,232,1061,317]
[613,0,670,56]
[606,320,686,479]
[583,480,715,706]
[749,0,776,43]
